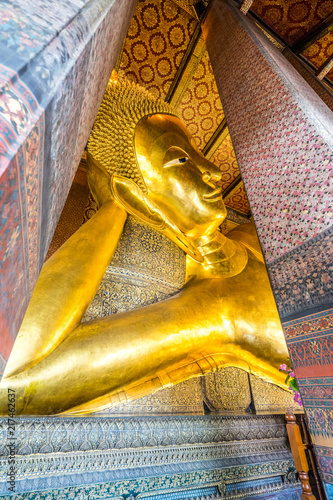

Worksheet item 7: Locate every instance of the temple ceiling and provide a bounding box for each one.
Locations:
[114,0,333,220]
[245,0,333,84]
[118,0,197,100]
[251,0,333,45]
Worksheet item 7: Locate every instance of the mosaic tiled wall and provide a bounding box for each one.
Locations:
[0,0,136,374]
[203,0,333,489]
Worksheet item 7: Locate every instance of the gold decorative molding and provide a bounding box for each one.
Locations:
[172,0,208,19]
[254,23,285,52]
[203,118,228,158]
[167,29,206,107]
[222,174,242,200]
[250,375,303,413]
[240,0,254,15]
[316,52,333,80]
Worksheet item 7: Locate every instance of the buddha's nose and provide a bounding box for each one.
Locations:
[202,171,212,183]
[201,157,222,183]
[202,165,222,185]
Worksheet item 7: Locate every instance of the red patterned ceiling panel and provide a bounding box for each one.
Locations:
[251,0,333,45]
[210,134,241,192]
[118,0,197,100]
[176,51,224,151]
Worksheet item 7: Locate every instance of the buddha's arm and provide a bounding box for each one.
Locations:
[3,200,127,379]
[0,259,289,415]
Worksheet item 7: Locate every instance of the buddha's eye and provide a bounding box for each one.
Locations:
[163,147,190,168]
[164,156,189,168]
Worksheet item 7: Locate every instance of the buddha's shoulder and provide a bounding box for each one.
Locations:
[227,222,264,264]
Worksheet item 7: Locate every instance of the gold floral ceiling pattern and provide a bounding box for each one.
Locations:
[302,30,333,81]
[251,0,333,45]
[177,51,224,150]
[118,0,197,100]
[210,134,240,193]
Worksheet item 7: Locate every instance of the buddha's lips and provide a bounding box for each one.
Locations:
[203,186,222,201]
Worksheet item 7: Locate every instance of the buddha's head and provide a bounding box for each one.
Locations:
[87,77,226,242]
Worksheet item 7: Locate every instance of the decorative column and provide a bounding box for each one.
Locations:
[202,0,333,496]
[0,0,137,374]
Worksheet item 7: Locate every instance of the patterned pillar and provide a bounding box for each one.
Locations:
[202,0,333,495]
[0,0,137,375]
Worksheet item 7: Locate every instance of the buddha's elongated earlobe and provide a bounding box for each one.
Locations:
[110,174,204,263]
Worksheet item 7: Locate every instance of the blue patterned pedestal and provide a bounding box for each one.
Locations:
[0,415,302,499]
[324,481,333,499]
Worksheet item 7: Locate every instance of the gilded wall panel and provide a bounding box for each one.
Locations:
[168,35,206,108]
[46,165,90,259]
[118,0,197,100]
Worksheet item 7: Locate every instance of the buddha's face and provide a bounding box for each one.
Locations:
[135,114,227,238]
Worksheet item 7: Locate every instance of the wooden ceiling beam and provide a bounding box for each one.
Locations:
[316,52,333,80]
[292,13,333,54]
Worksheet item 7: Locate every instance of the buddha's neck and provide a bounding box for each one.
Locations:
[192,230,248,279]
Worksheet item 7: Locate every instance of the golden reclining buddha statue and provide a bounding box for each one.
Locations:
[0,76,290,415]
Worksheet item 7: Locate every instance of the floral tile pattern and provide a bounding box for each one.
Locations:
[302,31,333,84]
